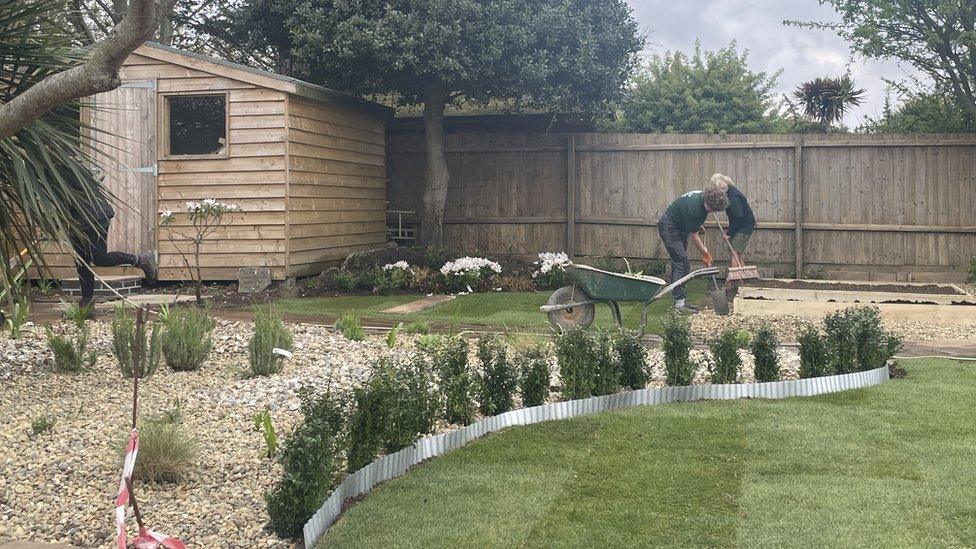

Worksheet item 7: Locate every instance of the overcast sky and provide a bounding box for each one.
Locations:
[624,0,921,126]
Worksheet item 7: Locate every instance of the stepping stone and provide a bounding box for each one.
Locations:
[382,295,455,314]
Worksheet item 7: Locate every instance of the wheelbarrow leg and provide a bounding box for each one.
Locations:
[608,301,623,327]
[638,301,652,334]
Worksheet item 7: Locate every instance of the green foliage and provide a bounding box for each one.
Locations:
[403,321,430,335]
[30,415,55,437]
[789,1,976,125]
[476,335,517,416]
[62,301,91,329]
[248,307,293,377]
[347,356,440,472]
[640,260,667,279]
[386,323,402,349]
[750,325,780,382]
[111,307,161,379]
[253,409,278,459]
[709,330,742,384]
[266,388,347,538]
[823,307,902,374]
[554,327,619,399]
[425,335,475,425]
[334,314,365,342]
[4,295,30,339]
[610,41,783,134]
[662,311,694,386]
[969,259,976,283]
[792,75,865,126]
[798,326,829,379]
[861,89,976,133]
[614,328,649,390]
[516,345,551,407]
[133,415,200,483]
[160,307,214,372]
[46,325,95,373]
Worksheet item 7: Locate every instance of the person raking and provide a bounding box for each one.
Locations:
[706,173,757,299]
[657,186,729,314]
[60,164,157,312]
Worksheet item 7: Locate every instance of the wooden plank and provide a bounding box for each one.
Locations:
[794,136,803,276]
[566,135,577,257]
[158,156,286,173]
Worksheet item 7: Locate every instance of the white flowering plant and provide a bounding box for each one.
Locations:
[532,251,571,289]
[439,256,502,292]
[159,199,242,304]
[375,261,414,293]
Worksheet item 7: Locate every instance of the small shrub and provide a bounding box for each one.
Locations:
[132,417,200,483]
[592,255,617,272]
[403,321,430,335]
[425,335,475,425]
[386,323,401,348]
[111,307,161,379]
[266,388,347,538]
[47,325,95,373]
[555,327,596,399]
[330,269,357,292]
[476,335,518,416]
[248,307,293,377]
[798,326,829,378]
[253,409,278,459]
[30,416,55,436]
[824,307,902,373]
[440,256,502,292]
[347,356,439,472]
[160,307,214,372]
[969,258,976,282]
[517,345,551,407]
[532,252,571,289]
[662,310,694,386]
[4,295,30,339]
[614,328,649,390]
[641,259,667,278]
[334,314,365,341]
[709,329,742,384]
[751,325,780,382]
[592,330,619,396]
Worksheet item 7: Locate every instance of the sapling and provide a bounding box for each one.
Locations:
[159,200,242,305]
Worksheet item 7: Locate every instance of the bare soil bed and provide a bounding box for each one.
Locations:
[742,279,966,295]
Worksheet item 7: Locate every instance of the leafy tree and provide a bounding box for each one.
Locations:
[788,0,976,124]
[608,41,784,134]
[189,0,297,74]
[274,0,642,245]
[860,88,976,133]
[793,75,865,126]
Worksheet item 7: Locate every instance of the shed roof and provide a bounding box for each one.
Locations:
[137,42,393,118]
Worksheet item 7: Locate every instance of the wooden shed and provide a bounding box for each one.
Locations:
[42,42,392,282]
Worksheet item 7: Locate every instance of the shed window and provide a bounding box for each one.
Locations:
[167,95,226,156]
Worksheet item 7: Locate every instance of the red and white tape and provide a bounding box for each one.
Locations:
[116,429,187,549]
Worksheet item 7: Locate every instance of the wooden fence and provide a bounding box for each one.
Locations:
[387,133,976,281]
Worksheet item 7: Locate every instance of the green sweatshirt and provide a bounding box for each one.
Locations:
[664,190,708,233]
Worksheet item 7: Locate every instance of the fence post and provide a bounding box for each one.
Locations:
[794,135,804,277]
[566,135,577,258]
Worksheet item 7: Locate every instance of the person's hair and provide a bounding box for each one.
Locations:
[703,186,729,212]
[707,173,734,192]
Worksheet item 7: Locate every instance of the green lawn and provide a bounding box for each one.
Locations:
[320,359,976,548]
[275,280,708,333]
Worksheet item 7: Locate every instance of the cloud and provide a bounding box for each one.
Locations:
[625,0,924,125]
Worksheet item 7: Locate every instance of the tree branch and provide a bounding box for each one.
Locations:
[0,0,178,138]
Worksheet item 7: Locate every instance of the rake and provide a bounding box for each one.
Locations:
[712,213,760,281]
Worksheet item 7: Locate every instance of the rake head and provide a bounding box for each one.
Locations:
[726,265,760,281]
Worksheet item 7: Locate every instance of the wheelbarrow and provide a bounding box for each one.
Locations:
[540,263,720,333]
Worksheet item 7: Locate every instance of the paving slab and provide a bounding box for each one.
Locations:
[734,298,976,325]
[381,295,455,314]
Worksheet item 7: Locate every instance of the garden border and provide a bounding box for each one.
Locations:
[303,364,891,546]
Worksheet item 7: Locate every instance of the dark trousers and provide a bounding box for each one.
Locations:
[71,219,138,303]
[657,213,690,301]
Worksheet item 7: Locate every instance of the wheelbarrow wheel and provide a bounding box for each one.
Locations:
[547,286,595,331]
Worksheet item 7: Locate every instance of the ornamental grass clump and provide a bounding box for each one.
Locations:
[709,329,742,384]
[614,328,649,390]
[266,388,347,538]
[111,306,160,379]
[132,413,200,484]
[248,307,293,377]
[662,310,694,386]
[160,306,213,372]
[751,325,780,382]
[476,335,517,416]
[334,314,365,341]
[798,325,829,378]
[516,345,551,407]
[347,356,440,472]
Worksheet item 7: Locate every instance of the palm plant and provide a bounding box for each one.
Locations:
[793,75,866,126]
[0,0,111,310]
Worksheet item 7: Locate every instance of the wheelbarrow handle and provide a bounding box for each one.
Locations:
[652,267,720,301]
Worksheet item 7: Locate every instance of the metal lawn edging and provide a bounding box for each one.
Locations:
[303,364,891,546]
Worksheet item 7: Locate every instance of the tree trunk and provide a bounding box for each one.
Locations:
[420,89,449,247]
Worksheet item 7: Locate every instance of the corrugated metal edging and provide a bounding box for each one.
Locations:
[304,364,890,546]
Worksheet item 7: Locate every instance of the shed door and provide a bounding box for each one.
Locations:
[86,80,157,254]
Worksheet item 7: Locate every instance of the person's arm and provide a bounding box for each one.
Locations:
[691,229,711,266]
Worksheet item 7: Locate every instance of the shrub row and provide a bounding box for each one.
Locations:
[798,306,902,378]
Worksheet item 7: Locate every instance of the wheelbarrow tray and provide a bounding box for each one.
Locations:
[565,264,667,302]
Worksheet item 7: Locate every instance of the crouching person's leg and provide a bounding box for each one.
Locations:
[88,220,158,286]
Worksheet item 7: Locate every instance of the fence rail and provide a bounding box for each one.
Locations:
[387,132,976,281]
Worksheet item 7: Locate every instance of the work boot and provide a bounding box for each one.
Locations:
[136,251,158,287]
[675,301,699,314]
